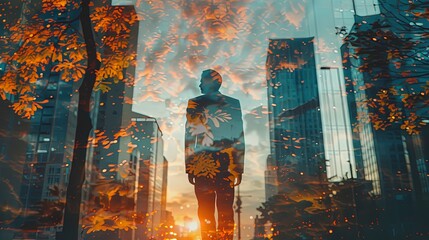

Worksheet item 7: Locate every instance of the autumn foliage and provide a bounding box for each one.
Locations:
[0,0,140,237]
[0,0,137,118]
[344,1,429,135]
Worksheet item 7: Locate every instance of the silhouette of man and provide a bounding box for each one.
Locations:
[185,69,245,240]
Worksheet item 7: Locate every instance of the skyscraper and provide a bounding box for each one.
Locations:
[10,73,78,239]
[266,38,325,187]
[341,2,429,236]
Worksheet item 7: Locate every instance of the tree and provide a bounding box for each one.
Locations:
[256,165,354,239]
[0,1,137,239]
[256,167,382,239]
[82,179,142,235]
[343,0,429,135]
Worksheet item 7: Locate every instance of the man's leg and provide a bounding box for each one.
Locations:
[216,174,235,240]
[195,177,216,239]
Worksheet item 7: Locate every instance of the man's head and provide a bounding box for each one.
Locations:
[199,69,222,94]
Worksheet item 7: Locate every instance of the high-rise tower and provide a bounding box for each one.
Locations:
[341,1,429,236]
[266,38,326,186]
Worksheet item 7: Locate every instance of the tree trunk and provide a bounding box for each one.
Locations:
[58,0,100,239]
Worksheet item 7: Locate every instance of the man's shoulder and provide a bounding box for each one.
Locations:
[189,95,205,102]
[188,94,240,106]
[222,95,240,103]
[221,95,241,107]
[187,96,205,108]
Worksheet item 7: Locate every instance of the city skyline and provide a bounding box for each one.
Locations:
[119,0,368,235]
[1,0,428,239]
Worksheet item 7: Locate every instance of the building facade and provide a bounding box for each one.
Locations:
[266,38,326,186]
[11,73,77,240]
[342,2,429,236]
[130,115,167,240]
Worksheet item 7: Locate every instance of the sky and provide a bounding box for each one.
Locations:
[112,0,380,238]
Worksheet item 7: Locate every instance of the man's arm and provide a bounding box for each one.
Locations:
[232,99,245,180]
[185,99,197,184]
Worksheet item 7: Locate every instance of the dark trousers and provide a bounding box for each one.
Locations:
[195,171,235,240]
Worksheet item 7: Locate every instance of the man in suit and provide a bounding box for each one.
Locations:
[185,69,245,240]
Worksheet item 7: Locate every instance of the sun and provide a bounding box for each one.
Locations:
[187,221,199,232]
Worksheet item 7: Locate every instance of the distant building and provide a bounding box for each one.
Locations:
[83,87,167,240]
[157,210,178,239]
[130,115,166,240]
[161,157,168,223]
[84,112,167,240]
[266,38,326,186]
[253,215,265,240]
[264,154,277,201]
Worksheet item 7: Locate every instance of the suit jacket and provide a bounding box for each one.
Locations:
[185,91,245,176]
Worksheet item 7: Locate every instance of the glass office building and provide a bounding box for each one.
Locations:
[266,38,325,184]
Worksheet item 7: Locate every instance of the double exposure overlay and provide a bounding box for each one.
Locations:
[0,0,428,240]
